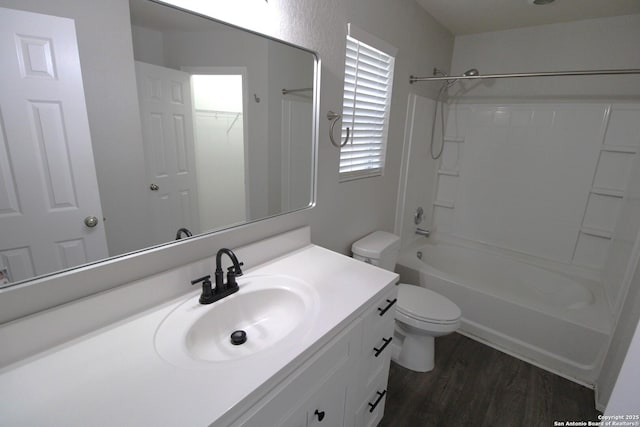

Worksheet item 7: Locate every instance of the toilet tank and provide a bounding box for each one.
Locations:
[351,231,401,272]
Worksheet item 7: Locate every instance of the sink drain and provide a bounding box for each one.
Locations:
[230,330,247,345]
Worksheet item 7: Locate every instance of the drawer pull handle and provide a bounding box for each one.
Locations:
[373,337,393,357]
[314,409,325,422]
[368,389,387,413]
[377,298,397,316]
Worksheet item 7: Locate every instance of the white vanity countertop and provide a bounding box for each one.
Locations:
[0,244,398,426]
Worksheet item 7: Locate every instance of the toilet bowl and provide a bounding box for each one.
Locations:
[392,284,461,372]
[351,231,462,372]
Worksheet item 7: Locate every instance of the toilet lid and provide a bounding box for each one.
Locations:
[397,284,461,324]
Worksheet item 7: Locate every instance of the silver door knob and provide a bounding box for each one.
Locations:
[84,216,99,228]
[149,183,159,191]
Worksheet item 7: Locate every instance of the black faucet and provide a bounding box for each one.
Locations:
[215,248,244,291]
[191,248,244,305]
[175,227,193,240]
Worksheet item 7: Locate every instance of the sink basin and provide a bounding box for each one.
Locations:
[155,274,319,368]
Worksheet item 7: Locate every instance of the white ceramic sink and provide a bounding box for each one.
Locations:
[155,274,319,368]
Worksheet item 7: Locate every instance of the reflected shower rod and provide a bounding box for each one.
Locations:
[409,68,640,84]
[282,87,313,95]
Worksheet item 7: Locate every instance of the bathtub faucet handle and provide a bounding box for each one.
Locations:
[416,227,430,238]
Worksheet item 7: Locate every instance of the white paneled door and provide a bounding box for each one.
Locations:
[135,62,199,245]
[0,7,109,284]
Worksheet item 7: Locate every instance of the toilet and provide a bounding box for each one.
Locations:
[352,231,461,372]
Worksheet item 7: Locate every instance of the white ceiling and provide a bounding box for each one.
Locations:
[416,0,640,35]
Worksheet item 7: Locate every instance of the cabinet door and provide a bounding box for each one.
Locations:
[279,338,351,427]
[306,367,349,427]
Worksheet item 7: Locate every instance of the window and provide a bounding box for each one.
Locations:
[339,25,396,181]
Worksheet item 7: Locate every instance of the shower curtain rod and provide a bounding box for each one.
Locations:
[409,68,640,84]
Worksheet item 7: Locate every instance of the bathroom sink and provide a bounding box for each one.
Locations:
[155,275,319,367]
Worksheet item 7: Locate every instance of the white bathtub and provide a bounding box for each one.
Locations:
[396,236,613,385]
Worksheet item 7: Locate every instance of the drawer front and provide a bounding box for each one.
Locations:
[355,365,391,427]
[361,287,396,390]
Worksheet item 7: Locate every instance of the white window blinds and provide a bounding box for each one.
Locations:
[339,33,395,180]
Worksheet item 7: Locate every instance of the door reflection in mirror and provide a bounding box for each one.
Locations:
[0,7,109,286]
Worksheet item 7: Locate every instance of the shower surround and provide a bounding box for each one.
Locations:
[397,91,640,386]
[433,102,638,274]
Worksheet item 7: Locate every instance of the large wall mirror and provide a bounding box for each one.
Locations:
[0,0,318,288]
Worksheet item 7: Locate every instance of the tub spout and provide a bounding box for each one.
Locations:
[416,227,430,238]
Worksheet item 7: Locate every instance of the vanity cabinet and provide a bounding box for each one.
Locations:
[232,285,397,427]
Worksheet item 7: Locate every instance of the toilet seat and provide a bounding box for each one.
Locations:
[397,284,461,325]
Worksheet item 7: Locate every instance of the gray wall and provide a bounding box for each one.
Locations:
[450,14,640,100]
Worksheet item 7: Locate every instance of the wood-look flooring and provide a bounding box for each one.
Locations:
[379,333,600,427]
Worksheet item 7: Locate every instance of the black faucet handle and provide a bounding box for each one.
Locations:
[191,275,211,286]
[227,263,244,274]
[234,262,244,276]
